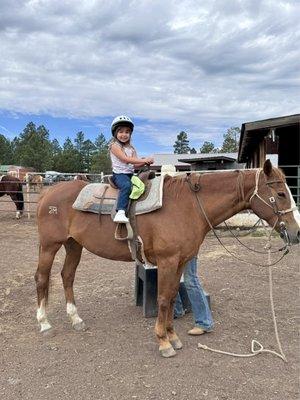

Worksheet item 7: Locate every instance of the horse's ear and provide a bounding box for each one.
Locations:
[263,159,273,177]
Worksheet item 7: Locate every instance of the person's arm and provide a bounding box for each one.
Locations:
[111,144,154,166]
[133,161,149,167]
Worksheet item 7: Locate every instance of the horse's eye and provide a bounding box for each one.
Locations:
[277,192,286,198]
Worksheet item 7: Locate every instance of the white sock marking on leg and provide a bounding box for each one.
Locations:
[66,303,83,326]
[37,299,52,332]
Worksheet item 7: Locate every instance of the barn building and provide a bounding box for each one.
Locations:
[238,114,300,207]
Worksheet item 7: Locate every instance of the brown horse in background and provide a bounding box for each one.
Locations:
[0,175,24,219]
[35,160,300,357]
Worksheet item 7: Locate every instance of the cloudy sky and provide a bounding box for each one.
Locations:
[0,0,299,154]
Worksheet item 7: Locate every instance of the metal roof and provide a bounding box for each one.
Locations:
[179,155,236,164]
[152,152,238,167]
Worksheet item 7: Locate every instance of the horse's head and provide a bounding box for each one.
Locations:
[249,160,300,245]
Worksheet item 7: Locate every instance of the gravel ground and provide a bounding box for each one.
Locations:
[0,207,299,400]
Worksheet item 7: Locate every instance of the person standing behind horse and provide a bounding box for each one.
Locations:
[174,256,214,335]
[109,115,154,223]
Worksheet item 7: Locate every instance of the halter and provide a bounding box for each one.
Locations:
[249,169,297,216]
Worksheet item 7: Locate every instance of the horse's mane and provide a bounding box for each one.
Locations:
[275,167,285,180]
[162,167,286,204]
[163,174,187,195]
[163,170,239,197]
[163,167,286,191]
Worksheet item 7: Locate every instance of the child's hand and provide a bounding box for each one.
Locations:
[145,157,154,165]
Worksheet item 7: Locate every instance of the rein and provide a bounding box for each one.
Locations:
[185,171,290,268]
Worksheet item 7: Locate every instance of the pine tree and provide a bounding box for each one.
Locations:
[74,131,86,171]
[200,141,215,153]
[82,139,96,172]
[173,131,190,154]
[94,133,108,152]
[56,138,81,172]
[0,134,14,164]
[90,133,111,174]
[221,127,240,153]
[14,122,53,171]
[51,139,62,171]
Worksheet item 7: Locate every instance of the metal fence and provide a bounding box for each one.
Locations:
[0,172,104,218]
[279,165,300,208]
[1,167,299,219]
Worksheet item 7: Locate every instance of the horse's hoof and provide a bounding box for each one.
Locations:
[73,321,87,331]
[159,346,177,358]
[41,328,56,338]
[170,338,183,350]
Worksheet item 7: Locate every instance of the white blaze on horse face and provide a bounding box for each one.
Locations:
[66,303,83,326]
[285,184,300,228]
[37,299,52,332]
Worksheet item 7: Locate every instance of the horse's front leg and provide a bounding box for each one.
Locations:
[35,243,61,334]
[155,257,182,358]
[166,298,183,351]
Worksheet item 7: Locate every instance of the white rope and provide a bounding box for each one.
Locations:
[198,241,287,362]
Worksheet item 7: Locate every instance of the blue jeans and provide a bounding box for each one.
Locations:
[112,173,133,211]
[174,257,214,331]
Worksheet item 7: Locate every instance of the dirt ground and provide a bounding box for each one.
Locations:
[0,203,299,400]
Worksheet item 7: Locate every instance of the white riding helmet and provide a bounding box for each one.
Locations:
[111,115,134,136]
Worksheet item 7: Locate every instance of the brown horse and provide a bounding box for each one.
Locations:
[0,175,24,219]
[35,160,300,357]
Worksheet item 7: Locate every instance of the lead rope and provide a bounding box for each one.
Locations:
[187,177,288,362]
[198,240,287,362]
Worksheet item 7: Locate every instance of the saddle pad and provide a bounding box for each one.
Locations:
[72,176,164,215]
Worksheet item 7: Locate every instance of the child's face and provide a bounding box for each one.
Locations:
[116,126,132,143]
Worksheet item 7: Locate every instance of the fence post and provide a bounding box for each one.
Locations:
[25,173,31,219]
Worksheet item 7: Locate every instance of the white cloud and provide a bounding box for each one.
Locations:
[0,0,299,147]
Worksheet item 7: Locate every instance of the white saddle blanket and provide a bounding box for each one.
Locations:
[72,176,164,215]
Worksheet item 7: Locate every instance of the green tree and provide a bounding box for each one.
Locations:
[56,137,81,172]
[94,133,108,151]
[82,139,96,172]
[74,131,85,171]
[173,131,190,154]
[200,141,215,153]
[14,122,53,171]
[0,134,14,164]
[221,127,240,152]
[51,139,62,170]
[190,147,197,154]
[90,133,111,174]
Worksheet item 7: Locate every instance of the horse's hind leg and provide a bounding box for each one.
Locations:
[35,243,61,334]
[61,238,85,331]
